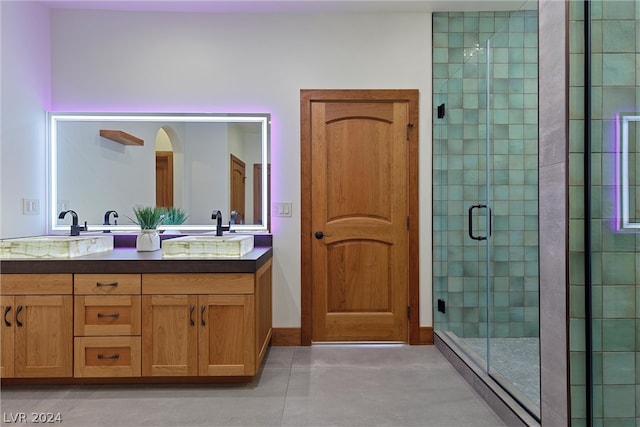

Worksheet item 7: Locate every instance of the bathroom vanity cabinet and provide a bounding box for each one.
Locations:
[0,246,272,383]
[142,265,272,377]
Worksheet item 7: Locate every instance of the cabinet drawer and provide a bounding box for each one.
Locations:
[142,273,253,294]
[74,274,141,295]
[0,274,72,295]
[74,295,141,336]
[74,336,140,377]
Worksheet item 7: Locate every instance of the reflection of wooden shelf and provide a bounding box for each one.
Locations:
[100,130,144,146]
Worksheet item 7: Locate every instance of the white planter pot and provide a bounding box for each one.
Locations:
[136,229,160,252]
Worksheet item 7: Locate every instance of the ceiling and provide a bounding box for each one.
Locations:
[40,0,535,14]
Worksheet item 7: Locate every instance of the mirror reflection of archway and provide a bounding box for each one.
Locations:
[155,127,174,208]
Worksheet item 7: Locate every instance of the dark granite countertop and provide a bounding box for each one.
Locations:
[0,246,273,274]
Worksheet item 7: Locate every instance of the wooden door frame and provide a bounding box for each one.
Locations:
[300,89,420,345]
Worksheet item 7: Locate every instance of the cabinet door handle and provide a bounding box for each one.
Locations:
[97,313,120,319]
[189,305,195,326]
[15,305,23,327]
[3,306,11,327]
[97,353,120,360]
[96,282,118,287]
[200,305,206,326]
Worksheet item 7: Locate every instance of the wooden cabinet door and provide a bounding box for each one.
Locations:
[1,296,15,378]
[13,295,73,378]
[142,295,198,376]
[198,294,254,376]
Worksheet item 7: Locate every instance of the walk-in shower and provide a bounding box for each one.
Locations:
[432,5,540,420]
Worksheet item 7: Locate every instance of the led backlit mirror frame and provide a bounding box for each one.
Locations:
[48,112,270,233]
[618,113,640,231]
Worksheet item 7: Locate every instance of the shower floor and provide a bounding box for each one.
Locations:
[458,337,540,409]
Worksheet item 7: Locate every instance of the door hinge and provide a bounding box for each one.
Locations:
[406,123,414,140]
[407,306,411,319]
[407,216,410,230]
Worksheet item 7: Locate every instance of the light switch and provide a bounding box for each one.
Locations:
[22,198,40,215]
[272,202,293,217]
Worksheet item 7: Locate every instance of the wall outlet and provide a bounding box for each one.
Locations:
[22,198,40,215]
[272,202,292,217]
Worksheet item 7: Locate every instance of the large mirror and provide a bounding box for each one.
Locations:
[48,113,270,233]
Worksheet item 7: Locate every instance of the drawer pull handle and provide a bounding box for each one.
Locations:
[15,305,23,327]
[97,313,120,319]
[4,306,11,327]
[97,353,120,360]
[96,282,118,287]
[189,305,195,326]
[200,305,206,326]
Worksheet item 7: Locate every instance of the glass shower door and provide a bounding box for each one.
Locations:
[485,24,540,417]
[433,20,540,418]
[433,37,492,366]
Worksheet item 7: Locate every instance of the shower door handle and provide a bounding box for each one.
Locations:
[468,204,492,241]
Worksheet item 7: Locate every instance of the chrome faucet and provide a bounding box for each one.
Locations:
[58,210,87,236]
[103,210,119,233]
[211,210,230,236]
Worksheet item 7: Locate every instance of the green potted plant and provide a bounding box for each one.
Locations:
[159,207,188,226]
[129,206,164,251]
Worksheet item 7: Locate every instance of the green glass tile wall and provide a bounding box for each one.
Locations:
[433,10,539,340]
[569,0,640,425]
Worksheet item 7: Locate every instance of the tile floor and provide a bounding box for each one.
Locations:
[0,345,506,427]
[464,338,540,406]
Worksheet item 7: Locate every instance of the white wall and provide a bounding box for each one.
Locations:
[1,1,51,238]
[184,123,228,224]
[6,8,433,328]
[56,120,158,224]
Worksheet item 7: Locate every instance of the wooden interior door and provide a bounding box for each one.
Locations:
[156,151,174,207]
[253,163,271,228]
[230,154,246,223]
[302,90,417,343]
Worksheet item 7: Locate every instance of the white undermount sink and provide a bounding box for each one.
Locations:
[0,235,114,259]
[162,234,254,258]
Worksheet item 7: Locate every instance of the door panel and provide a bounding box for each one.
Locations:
[326,241,391,312]
[310,100,409,342]
[325,119,393,220]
